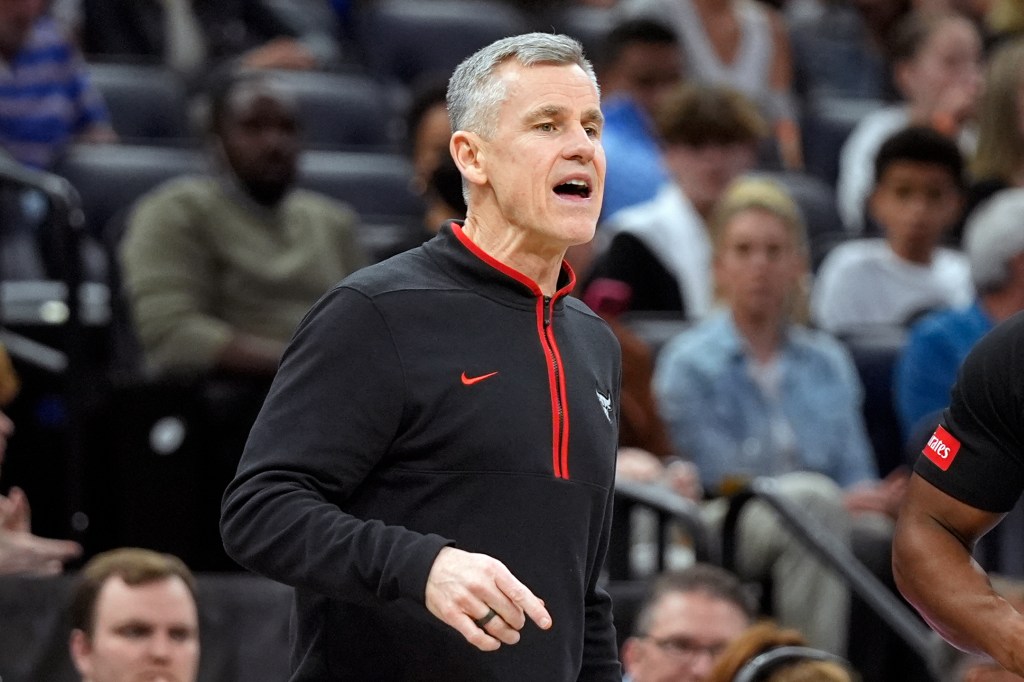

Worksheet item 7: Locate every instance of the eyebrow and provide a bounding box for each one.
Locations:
[525,105,605,128]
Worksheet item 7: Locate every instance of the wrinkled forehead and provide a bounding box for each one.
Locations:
[495,61,601,118]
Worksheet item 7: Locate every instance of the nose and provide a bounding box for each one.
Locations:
[563,122,596,163]
[147,633,173,661]
[688,650,717,681]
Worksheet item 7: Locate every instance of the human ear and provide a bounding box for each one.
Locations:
[69,629,93,677]
[450,131,487,190]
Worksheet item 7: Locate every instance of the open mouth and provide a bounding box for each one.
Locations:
[553,178,592,199]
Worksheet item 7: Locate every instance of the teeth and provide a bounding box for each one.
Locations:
[565,179,588,187]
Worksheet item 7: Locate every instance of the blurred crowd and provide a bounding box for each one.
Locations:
[3,0,1024,680]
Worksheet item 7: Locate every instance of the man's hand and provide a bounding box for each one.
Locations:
[424,546,552,652]
[0,486,30,532]
[0,488,81,575]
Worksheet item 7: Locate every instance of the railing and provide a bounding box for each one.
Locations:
[609,478,717,580]
[721,477,957,680]
[0,158,89,542]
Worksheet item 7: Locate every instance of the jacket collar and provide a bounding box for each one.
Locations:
[424,221,577,309]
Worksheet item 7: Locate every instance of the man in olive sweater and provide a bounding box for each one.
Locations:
[120,70,367,379]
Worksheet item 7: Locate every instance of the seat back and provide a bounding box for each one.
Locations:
[88,62,191,144]
[750,169,845,271]
[54,144,204,239]
[267,69,400,151]
[355,0,530,86]
[839,326,908,477]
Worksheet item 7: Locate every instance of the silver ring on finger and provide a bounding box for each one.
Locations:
[473,607,498,629]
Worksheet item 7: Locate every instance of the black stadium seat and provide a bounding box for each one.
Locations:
[54,144,203,239]
[354,0,530,86]
[88,62,191,144]
[750,169,845,271]
[839,325,908,478]
[55,144,425,237]
[267,69,401,151]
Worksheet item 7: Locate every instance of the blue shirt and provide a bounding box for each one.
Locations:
[0,17,110,169]
[599,95,668,220]
[894,300,994,438]
[653,311,878,491]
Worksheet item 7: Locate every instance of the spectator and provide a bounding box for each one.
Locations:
[895,188,1024,440]
[813,126,972,334]
[65,0,338,88]
[836,10,983,233]
[119,70,368,379]
[965,37,1024,225]
[68,548,199,682]
[405,76,468,237]
[595,18,685,219]
[617,0,804,169]
[585,83,765,318]
[0,0,115,171]
[622,564,756,682]
[653,177,903,655]
[708,621,854,682]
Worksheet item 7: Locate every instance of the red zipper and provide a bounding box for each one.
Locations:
[539,295,570,479]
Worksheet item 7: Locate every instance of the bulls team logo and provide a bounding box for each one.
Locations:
[923,425,961,471]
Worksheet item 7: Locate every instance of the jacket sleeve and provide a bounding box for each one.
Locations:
[220,285,452,603]
[578,479,623,681]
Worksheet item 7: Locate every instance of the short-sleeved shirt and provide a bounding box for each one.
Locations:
[915,311,1024,512]
[0,17,110,169]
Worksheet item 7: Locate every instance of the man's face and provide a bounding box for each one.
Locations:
[664,142,758,218]
[603,42,684,118]
[869,161,962,264]
[218,84,301,206]
[70,576,200,682]
[470,61,606,252]
[0,0,45,57]
[714,207,805,320]
[623,591,749,682]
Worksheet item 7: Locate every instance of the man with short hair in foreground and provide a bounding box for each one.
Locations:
[69,547,199,682]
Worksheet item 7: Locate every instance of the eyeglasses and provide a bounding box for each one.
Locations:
[638,634,728,662]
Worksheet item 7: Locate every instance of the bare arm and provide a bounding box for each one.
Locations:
[893,474,1024,673]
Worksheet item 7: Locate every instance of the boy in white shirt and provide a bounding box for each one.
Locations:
[812,126,972,335]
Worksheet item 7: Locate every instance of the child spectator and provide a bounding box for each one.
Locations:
[813,126,973,334]
[836,10,982,233]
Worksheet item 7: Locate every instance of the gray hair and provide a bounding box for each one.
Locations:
[964,188,1024,293]
[446,32,599,139]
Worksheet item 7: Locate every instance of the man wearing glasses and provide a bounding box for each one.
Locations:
[622,563,755,682]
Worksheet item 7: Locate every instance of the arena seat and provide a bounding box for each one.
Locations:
[54,144,203,239]
[750,169,846,271]
[545,4,615,60]
[354,0,530,86]
[88,62,191,144]
[266,69,401,151]
[838,325,908,478]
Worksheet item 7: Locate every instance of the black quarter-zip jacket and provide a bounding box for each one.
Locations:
[221,223,622,680]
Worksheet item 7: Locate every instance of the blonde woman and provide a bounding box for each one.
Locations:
[653,178,905,656]
[966,37,1024,227]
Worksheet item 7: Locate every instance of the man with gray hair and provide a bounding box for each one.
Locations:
[221,32,620,680]
[895,187,1024,441]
